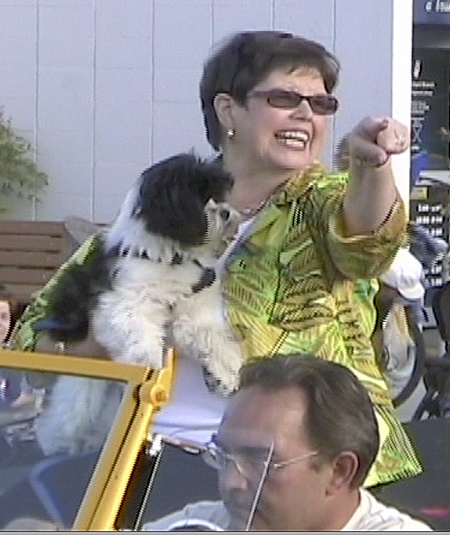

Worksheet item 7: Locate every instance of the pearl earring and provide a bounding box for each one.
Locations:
[226,128,235,139]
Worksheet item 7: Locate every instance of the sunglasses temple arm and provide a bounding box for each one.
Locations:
[244,442,274,531]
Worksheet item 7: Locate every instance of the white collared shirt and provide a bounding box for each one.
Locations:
[342,489,432,531]
[142,489,433,531]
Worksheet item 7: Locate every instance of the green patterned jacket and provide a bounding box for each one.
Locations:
[11,163,421,486]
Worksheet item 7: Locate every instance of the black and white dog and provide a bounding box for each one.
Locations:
[35,153,245,455]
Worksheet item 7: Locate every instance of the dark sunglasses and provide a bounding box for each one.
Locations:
[247,88,339,115]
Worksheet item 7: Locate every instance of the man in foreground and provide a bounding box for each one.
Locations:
[144,354,431,531]
[3,354,432,531]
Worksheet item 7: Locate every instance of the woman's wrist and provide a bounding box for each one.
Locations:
[351,153,391,169]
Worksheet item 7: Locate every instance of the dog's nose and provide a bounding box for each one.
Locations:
[219,207,231,221]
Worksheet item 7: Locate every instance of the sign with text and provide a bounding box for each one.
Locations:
[414,0,450,24]
[410,49,449,185]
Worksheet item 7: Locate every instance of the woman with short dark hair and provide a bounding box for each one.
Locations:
[11,30,418,497]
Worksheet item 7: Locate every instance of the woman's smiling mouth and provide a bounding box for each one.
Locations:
[275,130,310,149]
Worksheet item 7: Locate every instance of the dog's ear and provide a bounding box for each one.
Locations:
[135,153,234,246]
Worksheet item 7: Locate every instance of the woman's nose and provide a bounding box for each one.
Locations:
[291,98,314,119]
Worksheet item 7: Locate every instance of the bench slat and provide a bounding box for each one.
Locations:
[2,284,44,303]
[0,251,65,268]
[0,220,65,236]
[0,267,57,285]
[0,220,70,304]
[0,235,64,252]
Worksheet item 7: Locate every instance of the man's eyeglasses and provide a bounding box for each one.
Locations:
[202,437,318,480]
[247,88,339,115]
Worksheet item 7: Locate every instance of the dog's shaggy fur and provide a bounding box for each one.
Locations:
[35,153,245,456]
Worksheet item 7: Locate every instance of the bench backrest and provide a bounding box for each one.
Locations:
[0,220,71,305]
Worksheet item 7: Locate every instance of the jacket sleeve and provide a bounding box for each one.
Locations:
[9,234,102,352]
[306,173,407,281]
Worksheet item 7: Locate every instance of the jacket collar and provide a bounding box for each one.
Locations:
[242,163,328,254]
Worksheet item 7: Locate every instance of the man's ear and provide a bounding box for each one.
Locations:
[213,93,236,132]
[325,451,359,496]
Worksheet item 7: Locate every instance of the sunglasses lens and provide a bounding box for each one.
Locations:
[265,91,338,115]
[310,95,339,115]
[266,90,301,109]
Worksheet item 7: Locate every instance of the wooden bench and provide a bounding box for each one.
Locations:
[0,220,72,306]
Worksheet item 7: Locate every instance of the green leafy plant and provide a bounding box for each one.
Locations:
[0,108,48,211]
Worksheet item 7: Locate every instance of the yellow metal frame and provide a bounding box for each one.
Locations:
[0,348,174,531]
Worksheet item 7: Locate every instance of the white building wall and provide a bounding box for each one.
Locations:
[0,0,412,223]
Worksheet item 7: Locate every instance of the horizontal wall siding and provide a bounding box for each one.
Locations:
[0,0,407,223]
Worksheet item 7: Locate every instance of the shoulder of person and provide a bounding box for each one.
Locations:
[352,489,433,531]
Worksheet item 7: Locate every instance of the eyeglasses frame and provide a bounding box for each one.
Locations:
[203,439,319,478]
[247,88,339,115]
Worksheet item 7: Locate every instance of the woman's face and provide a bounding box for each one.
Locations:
[223,67,331,177]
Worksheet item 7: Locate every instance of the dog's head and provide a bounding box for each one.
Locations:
[107,153,241,257]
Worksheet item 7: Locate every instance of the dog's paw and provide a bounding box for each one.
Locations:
[197,339,243,396]
[172,317,244,395]
[202,366,239,396]
[119,340,165,369]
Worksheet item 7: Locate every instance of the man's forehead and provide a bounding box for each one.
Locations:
[219,386,307,446]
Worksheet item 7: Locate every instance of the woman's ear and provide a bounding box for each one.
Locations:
[213,93,235,132]
[325,451,359,496]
